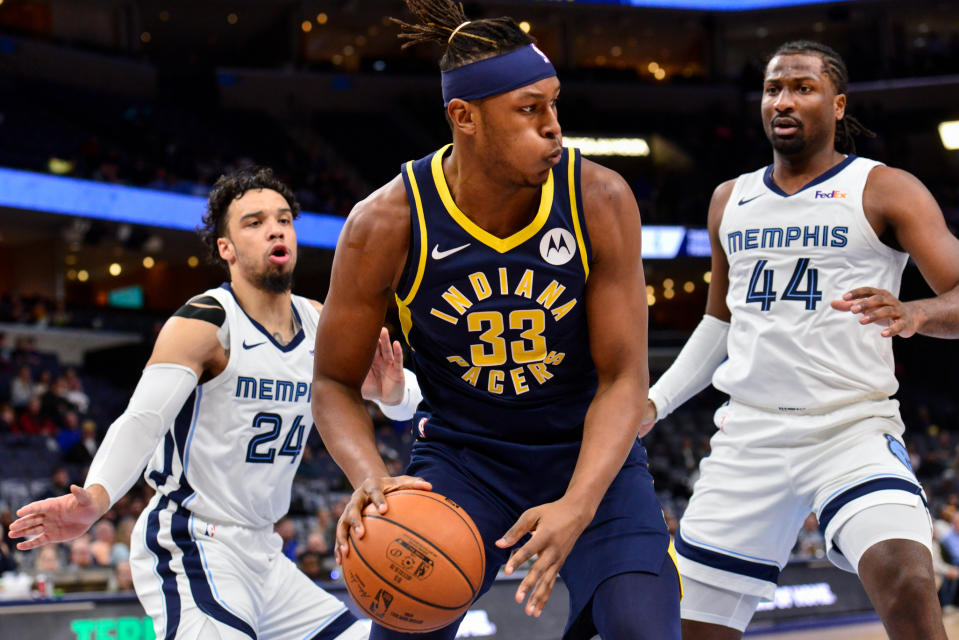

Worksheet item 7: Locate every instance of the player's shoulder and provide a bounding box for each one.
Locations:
[346,173,411,241]
[173,289,228,327]
[863,163,927,194]
[578,158,637,223]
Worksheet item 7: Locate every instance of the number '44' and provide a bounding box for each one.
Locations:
[746,258,822,311]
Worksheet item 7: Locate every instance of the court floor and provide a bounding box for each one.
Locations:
[749,609,959,639]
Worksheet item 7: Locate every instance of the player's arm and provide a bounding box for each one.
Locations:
[642,180,734,428]
[307,298,422,414]
[311,177,431,562]
[495,161,649,616]
[9,298,225,550]
[832,166,959,338]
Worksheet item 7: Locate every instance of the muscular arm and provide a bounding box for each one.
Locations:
[311,177,410,486]
[841,166,959,338]
[563,161,650,517]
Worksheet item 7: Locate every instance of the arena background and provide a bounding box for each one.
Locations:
[1,0,959,637]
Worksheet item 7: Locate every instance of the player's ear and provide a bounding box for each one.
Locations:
[447,99,477,137]
[217,237,235,264]
[834,92,846,123]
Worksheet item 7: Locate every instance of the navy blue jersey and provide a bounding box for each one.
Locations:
[396,144,596,447]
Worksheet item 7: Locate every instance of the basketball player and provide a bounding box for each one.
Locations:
[310,2,680,639]
[10,167,424,639]
[643,41,959,639]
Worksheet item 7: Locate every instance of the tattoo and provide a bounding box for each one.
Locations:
[272,332,287,345]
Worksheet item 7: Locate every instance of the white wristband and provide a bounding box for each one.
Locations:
[85,363,198,507]
[648,314,729,420]
[374,369,423,421]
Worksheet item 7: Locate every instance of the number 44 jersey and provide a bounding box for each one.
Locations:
[144,284,316,528]
[714,156,909,413]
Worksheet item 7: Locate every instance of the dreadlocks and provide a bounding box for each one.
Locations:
[391,0,533,71]
[770,40,876,155]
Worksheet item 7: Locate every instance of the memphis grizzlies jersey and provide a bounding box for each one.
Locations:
[396,144,596,445]
[144,284,317,528]
[713,156,909,412]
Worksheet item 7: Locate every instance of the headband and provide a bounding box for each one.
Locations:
[441,44,557,107]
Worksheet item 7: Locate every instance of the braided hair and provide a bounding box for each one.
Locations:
[770,40,876,154]
[391,0,533,71]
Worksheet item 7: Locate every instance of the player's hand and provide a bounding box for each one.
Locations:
[495,498,591,617]
[9,484,109,550]
[638,399,658,438]
[361,327,406,405]
[335,475,432,564]
[831,287,924,338]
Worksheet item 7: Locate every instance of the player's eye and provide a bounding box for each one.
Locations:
[764,86,779,95]
[521,105,537,114]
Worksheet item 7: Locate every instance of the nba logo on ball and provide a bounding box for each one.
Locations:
[342,490,485,632]
[541,228,576,265]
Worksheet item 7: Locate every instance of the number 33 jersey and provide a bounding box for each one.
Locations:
[396,144,597,446]
[714,156,909,412]
[144,284,317,528]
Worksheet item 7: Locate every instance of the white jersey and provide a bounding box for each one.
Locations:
[713,156,909,412]
[144,284,318,528]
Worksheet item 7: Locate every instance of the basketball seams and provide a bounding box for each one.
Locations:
[360,513,478,600]
[388,490,486,569]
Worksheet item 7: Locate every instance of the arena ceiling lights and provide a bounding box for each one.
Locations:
[939,121,959,151]
[564,137,651,157]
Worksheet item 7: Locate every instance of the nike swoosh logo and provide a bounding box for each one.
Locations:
[431,243,470,260]
[242,340,266,350]
[738,194,765,206]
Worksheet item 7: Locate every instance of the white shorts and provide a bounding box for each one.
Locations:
[131,494,367,640]
[676,398,931,600]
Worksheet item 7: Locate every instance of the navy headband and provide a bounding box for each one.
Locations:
[441,44,557,107]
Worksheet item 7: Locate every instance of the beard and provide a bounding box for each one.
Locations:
[769,130,807,155]
[253,269,294,294]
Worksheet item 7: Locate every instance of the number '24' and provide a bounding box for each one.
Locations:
[246,412,306,464]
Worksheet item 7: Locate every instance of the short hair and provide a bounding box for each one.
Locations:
[768,40,875,154]
[199,166,300,270]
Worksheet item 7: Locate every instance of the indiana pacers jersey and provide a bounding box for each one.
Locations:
[144,284,317,528]
[396,144,595,446]
[713,156,909,412]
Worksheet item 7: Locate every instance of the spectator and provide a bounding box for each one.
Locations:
[89,520,116,567]
[940,512,959,565]
[15,395,56,436]
[62,368,89,413]
[10,366,33,409]
[41,377,76,425]
[56,410,83,453]
[34,545,62,574]
[67,535,96,570]
[64,419,99,465]
[793,513,826,559]
[0,403,15,434]
[112,517,135,565]
[35,466,72,501]
[275,516,298,562]
[111,560,134,592]
[297,551,326,583]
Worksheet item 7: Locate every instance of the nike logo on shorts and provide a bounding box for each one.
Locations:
[242,340,266,350]
[738,194,764,206]
[431,243,470,260]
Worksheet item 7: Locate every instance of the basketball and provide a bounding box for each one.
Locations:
[341,489,486,632]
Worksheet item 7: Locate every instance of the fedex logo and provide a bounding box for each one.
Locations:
[814,190,846,199]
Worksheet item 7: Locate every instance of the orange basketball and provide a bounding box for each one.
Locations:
[341,489,486,632]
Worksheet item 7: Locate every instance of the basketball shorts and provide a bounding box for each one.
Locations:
[130,493,366,640]
[676,398,932,600]
[370,436,677,639]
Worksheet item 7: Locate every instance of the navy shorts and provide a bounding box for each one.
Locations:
[370,428,674,639]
